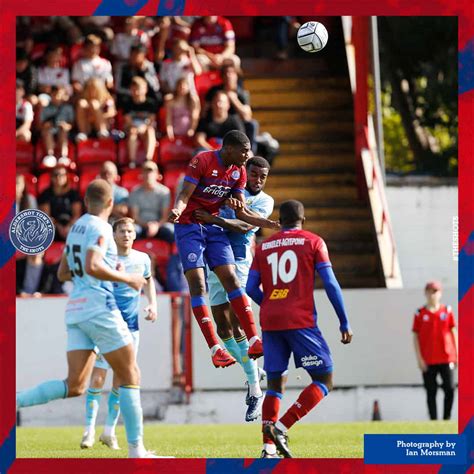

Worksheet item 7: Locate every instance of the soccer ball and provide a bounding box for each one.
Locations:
[297,21,329,53]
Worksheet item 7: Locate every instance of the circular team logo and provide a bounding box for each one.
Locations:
[9,209,55,255]
[187,252,198,263]
[231,170,240,180]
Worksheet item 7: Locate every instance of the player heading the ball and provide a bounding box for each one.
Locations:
[168,130,279,369]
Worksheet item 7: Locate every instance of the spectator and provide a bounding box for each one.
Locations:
[16,252,64,296]
[99,160,129,221]
[195,90,245,150]
[71,34,113,94]
[152,16,171,63]
[412,281,458,420]
[129,161,174,242]
[75,78,117,142]
[38,166,82,241]
[16,80,34,143]
[16,48,38,103]
[165,76,201,141]
[160,39,202,96]
[116,43,162,108]
[189,16,240,70]
[111,16,149,63]
[37,46,71,96]
[204,63,257,150]
[16,173,37,213]
[76,16,113,42]
[122,76,158,167]
[39,86,74,167]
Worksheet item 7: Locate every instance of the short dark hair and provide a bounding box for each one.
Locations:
[246,156,270,170]
[131,43,147,53]
[113,217,135,232]
[85,179,113,209]
[16,48,28,62]
[279,200,305,226]
[222,130,250,148]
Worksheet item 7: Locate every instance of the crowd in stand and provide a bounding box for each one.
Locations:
[15,16,283,296]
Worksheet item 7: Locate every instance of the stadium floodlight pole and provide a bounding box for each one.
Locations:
[370,16,386,183]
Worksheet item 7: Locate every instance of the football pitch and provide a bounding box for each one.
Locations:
[17,421,456,458]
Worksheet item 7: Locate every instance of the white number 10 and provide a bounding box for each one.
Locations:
[266,250,298,285]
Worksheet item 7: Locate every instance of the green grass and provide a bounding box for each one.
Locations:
[17,421,457,458]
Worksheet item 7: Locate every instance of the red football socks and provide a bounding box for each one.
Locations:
[191,297,220,349]
[280,383,326,430]
[262,391,282,443]
[228,289,258,340]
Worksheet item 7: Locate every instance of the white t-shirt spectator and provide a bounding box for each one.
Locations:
[72,56,113,86]
[111,31,149,62]
[160,58,196,94]
[16,99,34,125]
[38,66,71,90]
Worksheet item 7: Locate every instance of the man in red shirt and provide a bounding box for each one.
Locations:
[246,200,353,458]
[168,130,278,369]
[190,16,240,70]
[412,280,458,420]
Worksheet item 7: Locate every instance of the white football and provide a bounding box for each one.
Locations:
[297,21,329,53]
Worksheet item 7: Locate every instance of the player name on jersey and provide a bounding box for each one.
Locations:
[261,237,306,250]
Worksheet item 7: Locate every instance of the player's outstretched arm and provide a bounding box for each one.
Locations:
[85,249,146,291]
[143,277,158,322]
[228,194,279,230]
[235,206,280,230]
[57,253,72,282]
[317,264,353,344]
[194,209,253,234]
[246,270,264,305]
[168,180,197,223]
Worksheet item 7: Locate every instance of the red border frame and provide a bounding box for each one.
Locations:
[1,2,472,473]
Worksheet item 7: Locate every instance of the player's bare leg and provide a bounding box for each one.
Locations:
[16,349,96,412]
[185,267,236,368]
[213,264,263,359]
[211,305,264,421]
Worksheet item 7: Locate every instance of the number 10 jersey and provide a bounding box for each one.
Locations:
[250,228,332,331]
[65,213,118,325]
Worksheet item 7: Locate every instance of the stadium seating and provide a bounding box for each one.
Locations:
[16,140,35,169]
[117,140,159,167]
[194,71,222,103]
[43,241,65,265]
[76,137,116,167]
[79,169,101,196]
[159,136,195,167]
[133,238,171,266]
[22,172,38,196]
[120,168,142,192]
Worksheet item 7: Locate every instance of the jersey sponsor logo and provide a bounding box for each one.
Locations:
[9,209,55,255]
[301,355,323,368]
[187,252,198,263]
[202,184,232,198]
[211,169,218,176]
[231,170,240,180]
[269,288,290,300]
[440,312,447,320]
[201,317,211,323]
[423,315,430,321]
